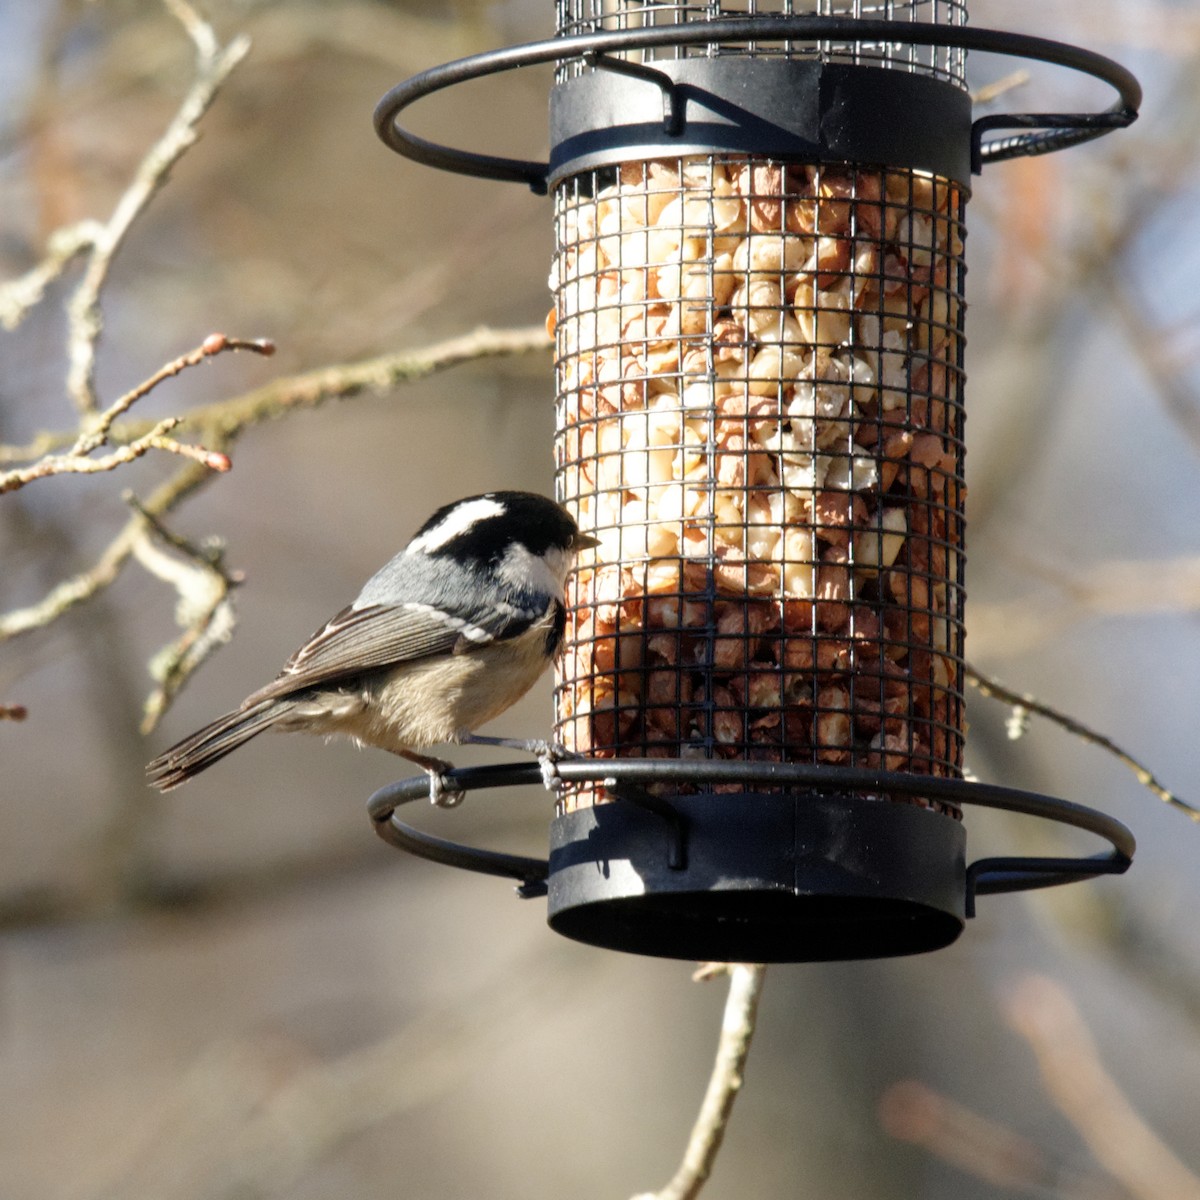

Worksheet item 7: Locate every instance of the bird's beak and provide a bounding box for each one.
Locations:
[573,531,601,551]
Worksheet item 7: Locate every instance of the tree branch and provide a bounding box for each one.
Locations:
[966,663,1199,823]
[62,1,251,414]
[1007,975,1200,1200]
[633,964,767,1200]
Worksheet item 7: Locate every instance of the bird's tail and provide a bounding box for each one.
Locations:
[146,698,297,791]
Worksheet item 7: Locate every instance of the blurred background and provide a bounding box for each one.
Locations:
[2,1,1198,1197]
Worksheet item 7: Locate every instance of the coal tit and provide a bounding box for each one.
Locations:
[146,491,597,804]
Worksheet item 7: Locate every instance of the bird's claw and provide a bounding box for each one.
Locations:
[536,741,577,793]
[427,766,465,808]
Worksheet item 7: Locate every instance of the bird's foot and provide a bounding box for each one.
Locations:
[429,772,465,811]
[455,732,577,793]
[535,741,578,793]
[427,764,466,808]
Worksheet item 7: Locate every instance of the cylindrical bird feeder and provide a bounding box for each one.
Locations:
[549,2,969,961]
[369,5,1140,961]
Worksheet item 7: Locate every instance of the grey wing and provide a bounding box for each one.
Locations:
[242,604,471,706]
[241,600,540,707]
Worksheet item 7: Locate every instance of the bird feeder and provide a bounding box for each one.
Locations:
[369,4,1139,962]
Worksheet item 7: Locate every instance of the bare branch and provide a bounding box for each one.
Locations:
[0,221,103,330]
[0,417,230,494]
[0,325,552,644]
[632,964,767,1200]
[1007,975,1200,1200]
[122,322,554,443]
[125,495,244,733]
[971,69,1031,106]
[62,2,251,414]
[966,664,1199,823]
[0,461,215,642]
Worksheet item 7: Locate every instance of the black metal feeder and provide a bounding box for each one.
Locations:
[370,3,1140,962]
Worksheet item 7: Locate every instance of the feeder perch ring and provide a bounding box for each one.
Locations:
[367,758,1134,917]
[372,19,1141,192]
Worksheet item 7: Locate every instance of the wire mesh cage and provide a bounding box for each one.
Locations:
[554,0,968,83]
[551,156,967,818]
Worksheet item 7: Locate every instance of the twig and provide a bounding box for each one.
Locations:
[0,417,228,494]
[1,704,28,721]
[632,964,766,1200]
[0,325,552,644]
[62,1,251,414]
[0,461,214,642]
[0,221,103,330]
[125,493,244,733]
[1007,976,1200,1200]
[0,334,271,493]
[118,322,554,444]
[971,69,1031,107]
[966,663,1199,823]
[879,1079,1122,1199]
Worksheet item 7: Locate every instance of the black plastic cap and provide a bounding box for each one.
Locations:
[549,59,973,186]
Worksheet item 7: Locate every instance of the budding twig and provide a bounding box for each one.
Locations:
[0,334,272,493]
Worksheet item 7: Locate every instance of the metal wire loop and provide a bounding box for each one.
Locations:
[372,19,1140,191]
[367,759,1134,909]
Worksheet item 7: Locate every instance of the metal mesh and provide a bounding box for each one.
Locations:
[553,1,969,86]
[550,155,967,812]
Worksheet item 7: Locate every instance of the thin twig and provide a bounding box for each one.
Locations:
[0,221,104,330]
[63,1,250,414]
[125,492,244,733]
[966,663,1199,823]
[0,417,229,493]
[632,964,767,1200]
[971,69,1031,107]
[117,322,554,444]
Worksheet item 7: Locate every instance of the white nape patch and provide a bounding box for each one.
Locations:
[496,541,570,597]
[405,496,506,555]
[402,601,492,643]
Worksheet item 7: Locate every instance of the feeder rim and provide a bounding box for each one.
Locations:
[372,19,1141,192]
[367,758,1134,911]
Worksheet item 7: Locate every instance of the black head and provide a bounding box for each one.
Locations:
[407,491,595,565]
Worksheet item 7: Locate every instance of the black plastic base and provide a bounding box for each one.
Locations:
[547,792,966,962]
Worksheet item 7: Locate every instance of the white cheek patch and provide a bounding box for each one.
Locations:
[406,496,506,555]
[496,542,564,596]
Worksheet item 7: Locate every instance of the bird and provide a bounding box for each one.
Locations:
[146,490,597,805]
